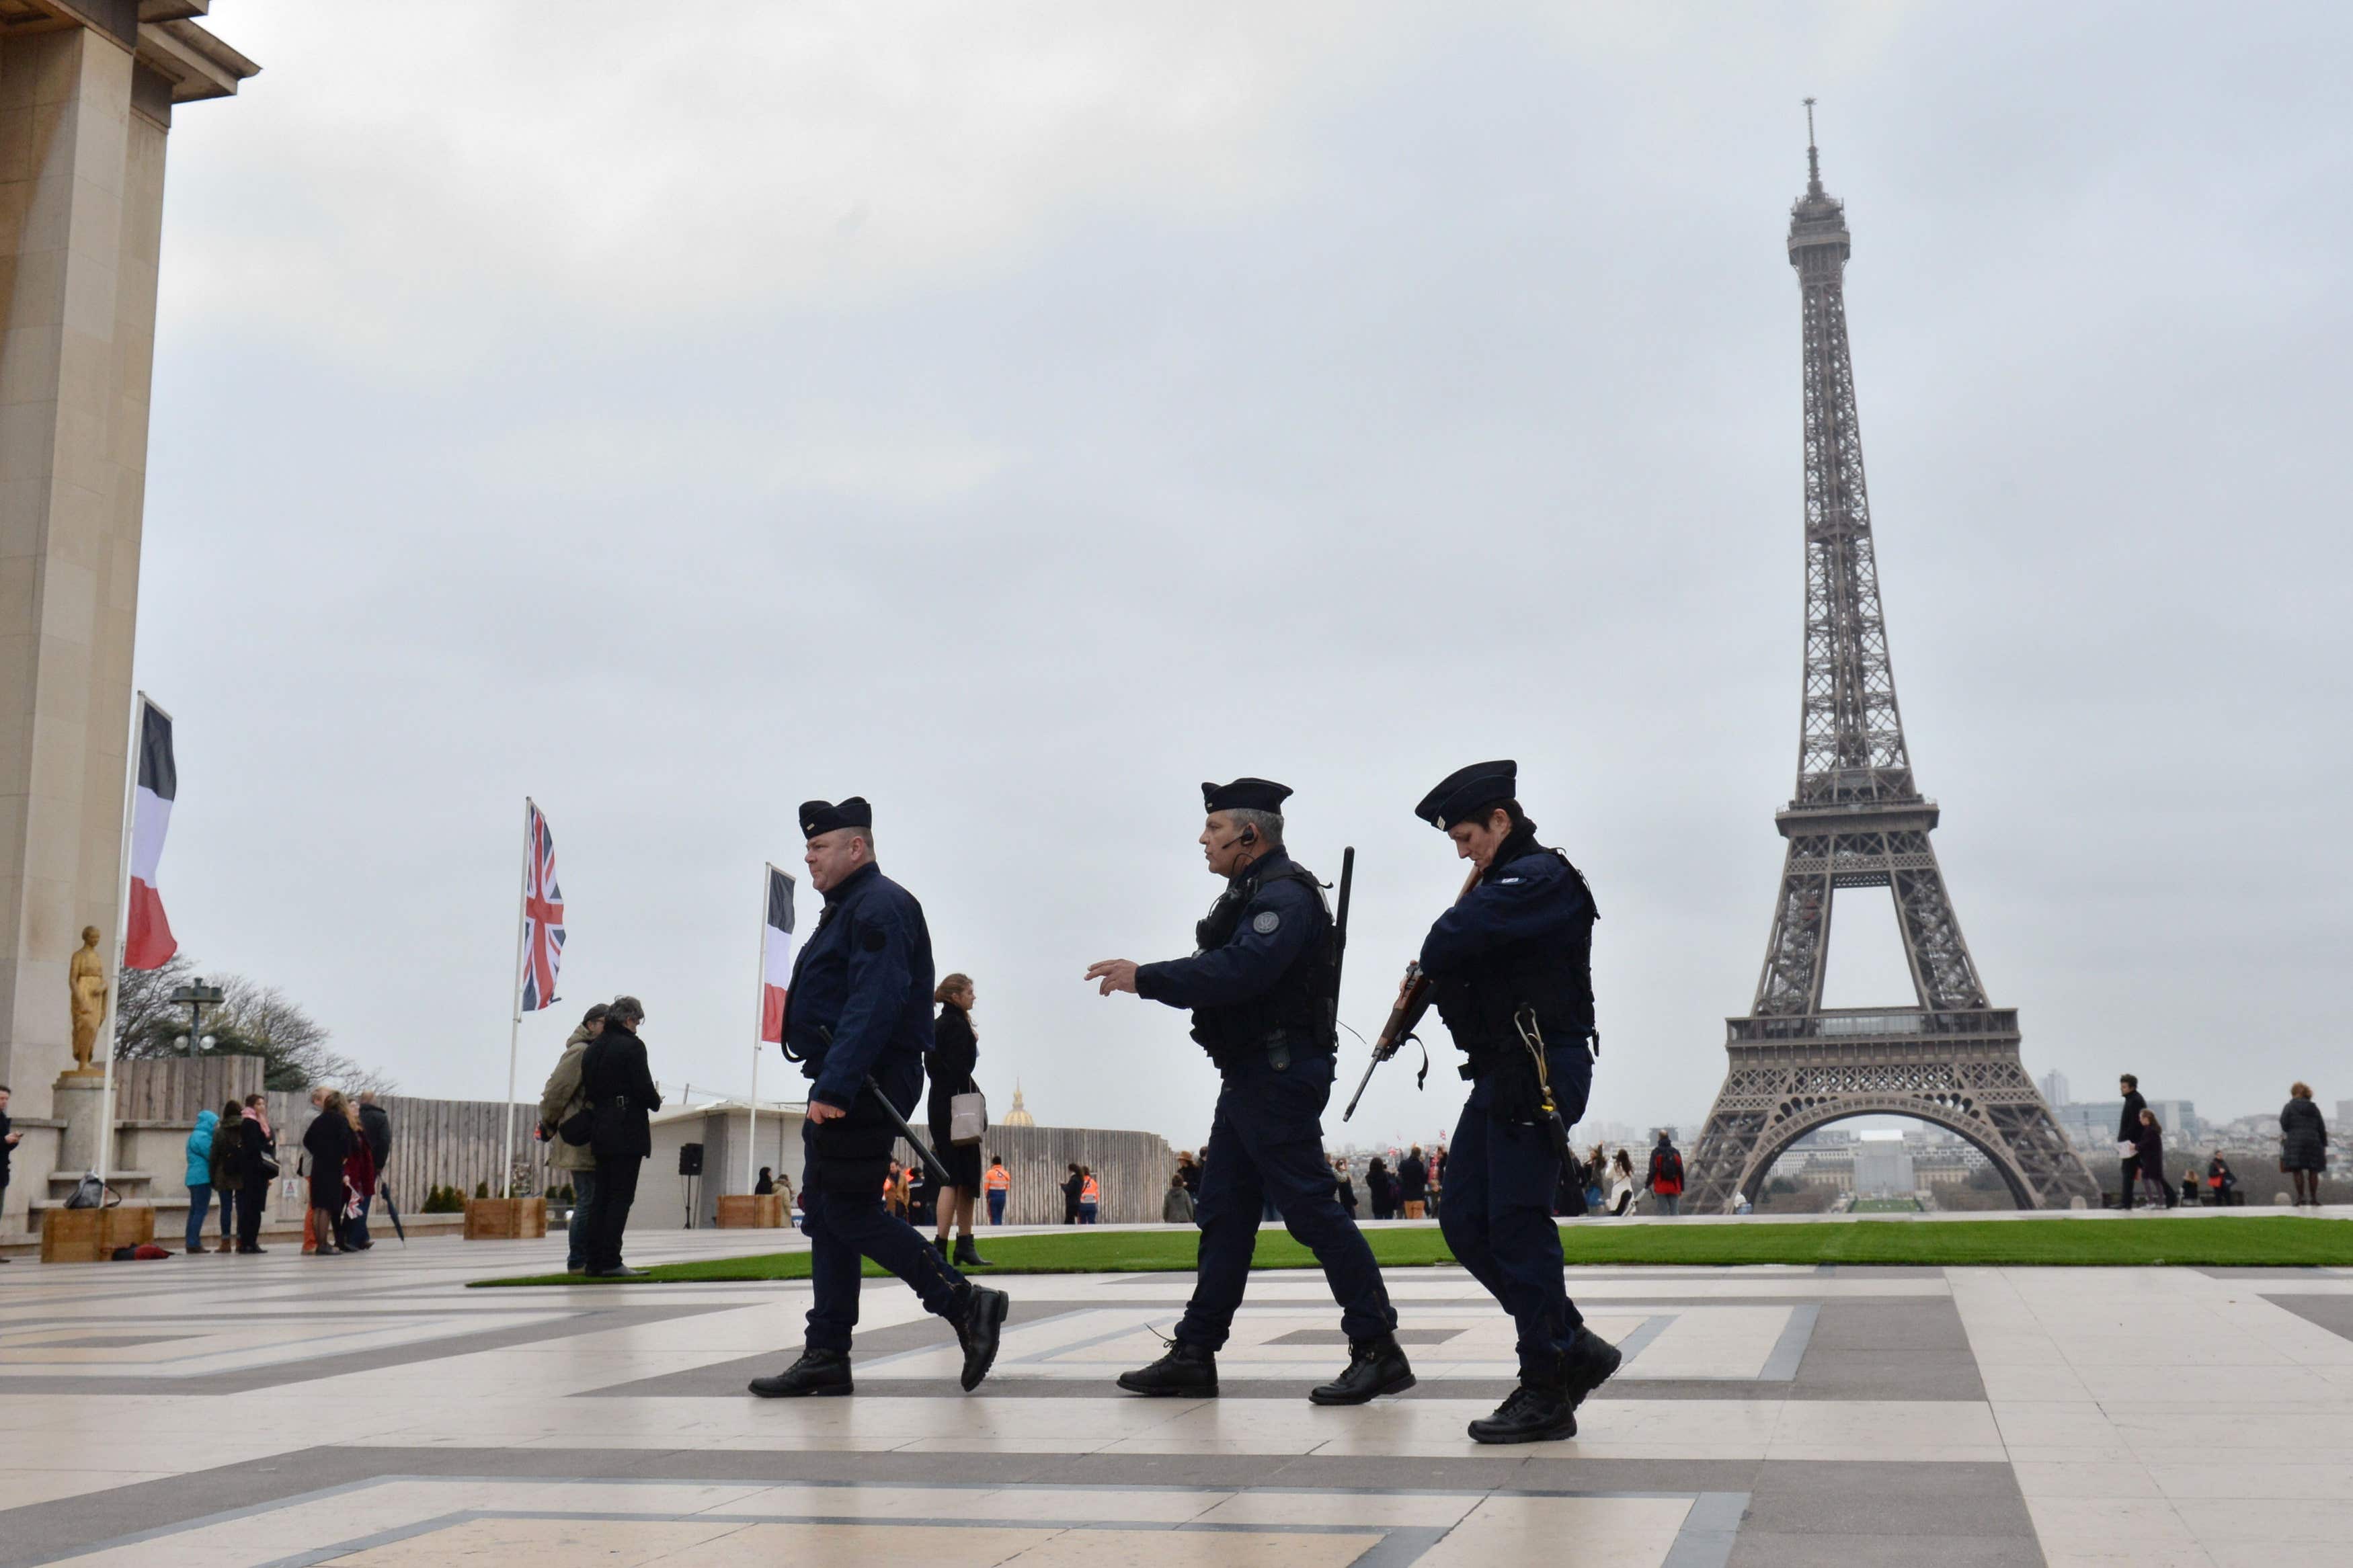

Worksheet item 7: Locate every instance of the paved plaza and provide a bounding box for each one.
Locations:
[3,1231,2353,1567]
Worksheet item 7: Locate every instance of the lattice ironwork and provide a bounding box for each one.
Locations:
[1686,114,2095,1213]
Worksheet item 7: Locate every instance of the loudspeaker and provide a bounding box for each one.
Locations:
[678,1142,704,1177]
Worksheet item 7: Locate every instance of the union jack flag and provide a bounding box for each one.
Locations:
[518,798,565,1013]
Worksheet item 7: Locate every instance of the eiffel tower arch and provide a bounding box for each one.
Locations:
[1685,110,2098,1214]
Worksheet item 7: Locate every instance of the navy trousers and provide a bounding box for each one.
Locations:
[1440,1045,1592,1379]
[802,1120,968,1354]
[1178,1052,1396,1350]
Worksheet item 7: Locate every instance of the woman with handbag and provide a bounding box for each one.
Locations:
[928,975,989,1266]
[303,1090,355,1255]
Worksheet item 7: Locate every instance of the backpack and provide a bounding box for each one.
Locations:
[1654,1147,1684,1194]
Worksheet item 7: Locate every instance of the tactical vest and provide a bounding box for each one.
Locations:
[1189,861,1337,1067]
[1432,841,1597,1079]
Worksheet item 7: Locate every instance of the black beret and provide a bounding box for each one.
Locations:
[1415,760,1517,830]
[1202,777,1293,814]
[799,796,873,838]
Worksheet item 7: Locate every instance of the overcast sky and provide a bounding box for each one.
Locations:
[135,3,2352,1151]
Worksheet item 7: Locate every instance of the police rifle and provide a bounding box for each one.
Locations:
[808,1024,958,1186]
[1342,860,1482,1122]
[1327,846,1355,1048]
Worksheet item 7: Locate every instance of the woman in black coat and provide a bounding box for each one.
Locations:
[303,1090,354,1255]
[580,997,662,1276]
[927,975,988,1266]
[2130,1110,2173,1209]
[1062,1163,1084,1225]
[2280,1083,2329,1206]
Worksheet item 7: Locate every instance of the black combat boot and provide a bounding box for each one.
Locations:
[953,1235,992,1268]
[1467,1372,1577,1445]
[1308,1333,1417,1405]
[747,1348,853,1399]
[1559,1325,1623,1409]
[953,1283,1010,1391]
[1117,1339,1218,1397]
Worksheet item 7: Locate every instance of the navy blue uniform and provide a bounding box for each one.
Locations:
[1138,850,1396,1350]
[1419,833,1597,1380]
[783,860,965,1352]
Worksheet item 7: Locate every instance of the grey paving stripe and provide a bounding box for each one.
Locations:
[0,1303,737,1397]
[2261,1292,2353,1343]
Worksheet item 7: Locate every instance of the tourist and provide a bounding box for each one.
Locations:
[339,1096,377,1249]
[1164,1171,1196,1223]
[1399,1146,1429,1220]
[354,1091,393,1247]
[1334,1156,1358,1219]
[2116,1073,2149,1208]
[182,1107,218,1255]
[1078,1166,1100,1223]
[2206,1153,2239,1206]
[1584,1144,1608,1211]
[210,1100,262,1253]
[755,1166,776,1195]
[984,1156,1010,1225]
[928,973,988,1266]
[1175,1150,1201,1198]
[302,1089,354,1255]
[1609,1150,1637,1216]
[1062,1163,1084,1225]
[1365,1156,1394,1220]
[2280,1083,2328,1206]
[580,995,663,1278]
[2132,1109,2173,1208]
[2180,1168,2201,1206]
[0,1085,17,1262]
[1647,1131,1685,1216]
[539,1002,608,1274]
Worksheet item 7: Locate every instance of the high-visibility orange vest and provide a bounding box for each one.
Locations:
[1081,1175,1100,1204]
[986,1166,1010,1193]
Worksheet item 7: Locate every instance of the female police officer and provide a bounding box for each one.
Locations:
[1414,760,1622,1443]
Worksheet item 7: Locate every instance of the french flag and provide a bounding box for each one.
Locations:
[759,864,797,1042]
[124,700,177,971]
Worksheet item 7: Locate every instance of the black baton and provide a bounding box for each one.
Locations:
[862,1075,955,1186]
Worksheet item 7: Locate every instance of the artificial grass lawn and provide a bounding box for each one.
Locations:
[471,1214,2353,1287]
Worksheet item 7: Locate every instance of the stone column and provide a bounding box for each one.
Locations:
[0,11,252,1122]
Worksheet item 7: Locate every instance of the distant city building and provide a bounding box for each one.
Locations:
[2339,1100,2353,1134]
[1853,1140,1915,1196]
[2039,1070,2071,1107]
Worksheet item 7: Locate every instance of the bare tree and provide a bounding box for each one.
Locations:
[110,958,393,1094]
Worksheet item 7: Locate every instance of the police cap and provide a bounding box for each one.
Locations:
[799,796,873,838]
[1415,760,1517,830]
[1201,778,1292,814]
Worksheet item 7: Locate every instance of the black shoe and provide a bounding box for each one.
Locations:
[1117,1339,1218,1397]
[1468,1378,1578,1445]
[1559,1325,1623,1409]
[585,1265,647,1279]
[748,1348,854,1398]
[953,1284,1010,1391]
[1309,1334,1417,1405]
[240,1245,267,1254]
[953,1236,992,1268]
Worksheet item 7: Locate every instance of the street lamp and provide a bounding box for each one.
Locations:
[168,978,225,1056]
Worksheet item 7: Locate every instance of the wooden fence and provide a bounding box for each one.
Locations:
[924,1123,1179,1227]
[112,1057,268,1122]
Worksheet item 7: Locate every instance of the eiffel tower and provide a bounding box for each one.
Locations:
[1684,109,2098,1214]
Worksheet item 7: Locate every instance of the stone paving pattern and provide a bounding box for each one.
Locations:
[3,1227,2351,1566]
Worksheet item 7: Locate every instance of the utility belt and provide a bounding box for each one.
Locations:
[1207,1026,1330,1075]
[1454,1022,1597,1081]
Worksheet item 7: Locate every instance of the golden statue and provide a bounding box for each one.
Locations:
[68,925,108,1075]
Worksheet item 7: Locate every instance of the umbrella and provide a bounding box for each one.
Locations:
[381,1185,407,1244]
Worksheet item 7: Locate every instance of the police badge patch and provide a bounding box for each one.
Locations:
[1252,911,1281,934]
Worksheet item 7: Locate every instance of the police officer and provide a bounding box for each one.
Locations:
[1413,760,1620,1443]
[749,797,1010,1399]
[1086,778,1411,1404]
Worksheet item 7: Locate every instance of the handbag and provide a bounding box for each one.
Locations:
[2115,1140,2137,1158]
[560,1107,594,1146]
[64,1173,116,1208]
[949,1087,988,1146]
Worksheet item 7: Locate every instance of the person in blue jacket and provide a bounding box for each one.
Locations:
[748,796,1009,1399]
[1414,759,1621,1443]
[182,1108,218,1255]
[1087,778,1409,1405]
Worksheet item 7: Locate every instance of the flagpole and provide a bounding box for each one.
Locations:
[748,864,773,1192]
[94,692,155,1186]
[500,797,532,1201]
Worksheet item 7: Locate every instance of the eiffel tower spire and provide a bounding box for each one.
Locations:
[1683,110,2097,1213]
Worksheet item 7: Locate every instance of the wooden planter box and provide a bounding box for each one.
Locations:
[41,1206,156,1263]
[715,1194,785,1229]
[463,1196,547,1239]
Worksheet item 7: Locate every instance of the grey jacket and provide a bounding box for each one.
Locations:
[538,1024,601,1173]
